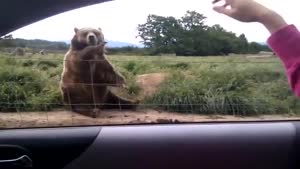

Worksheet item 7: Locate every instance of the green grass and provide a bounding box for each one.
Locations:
[0,52,298,115]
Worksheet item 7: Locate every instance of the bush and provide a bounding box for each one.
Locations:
[168,62,190,70]
[122,61,149,75]
[123,61,137,72]
[37,60,58,70]
[126,81,141,96]
[22,60,35,67]
[0,66,61,112]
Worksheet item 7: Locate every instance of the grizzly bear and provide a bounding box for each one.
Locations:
[60,27,138,118]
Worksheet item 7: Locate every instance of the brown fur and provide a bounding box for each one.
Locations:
[60,27,138,118]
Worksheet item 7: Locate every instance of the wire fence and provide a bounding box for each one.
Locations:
[0,53,297,126]
[4,56,283,63]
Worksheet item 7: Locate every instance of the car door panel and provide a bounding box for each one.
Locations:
[64,122,297,169]
[0,122,299,169]
[0,127,100,169]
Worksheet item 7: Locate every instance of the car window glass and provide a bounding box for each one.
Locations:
[0,0,299,129]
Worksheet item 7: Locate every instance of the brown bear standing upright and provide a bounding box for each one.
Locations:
[60,27,138,118]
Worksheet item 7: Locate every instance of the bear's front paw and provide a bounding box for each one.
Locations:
[91,108,101,118]
[115,76,125,86]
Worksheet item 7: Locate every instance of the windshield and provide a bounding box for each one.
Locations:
[0,0,299,128]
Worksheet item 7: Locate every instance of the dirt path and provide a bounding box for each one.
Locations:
[0,109,299,129]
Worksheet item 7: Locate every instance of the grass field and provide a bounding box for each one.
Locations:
[0,51,299,119]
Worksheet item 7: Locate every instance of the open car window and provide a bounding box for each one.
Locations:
[0,0,300,129]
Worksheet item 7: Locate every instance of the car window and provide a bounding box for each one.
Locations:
[0,0,299,129]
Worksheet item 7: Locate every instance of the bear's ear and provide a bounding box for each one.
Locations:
[98,27,102,31]
[74,27,79,33]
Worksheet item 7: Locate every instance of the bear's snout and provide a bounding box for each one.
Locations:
[87,33,97,45]
[88,35,95,41]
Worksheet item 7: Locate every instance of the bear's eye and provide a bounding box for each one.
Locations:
[83,32,88,37]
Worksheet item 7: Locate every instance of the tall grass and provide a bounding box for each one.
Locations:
[0,53,297,115]
[145,70,277,116]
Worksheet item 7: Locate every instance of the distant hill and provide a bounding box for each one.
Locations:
[0,38,69,51]
[106,41,143,48]
[257,42,267,45]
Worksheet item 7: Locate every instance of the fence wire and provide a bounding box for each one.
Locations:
[4,56,282,63]
[0,54,296,127]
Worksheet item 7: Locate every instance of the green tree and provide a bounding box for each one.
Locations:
[237,34,249,53]
[137,11,268,56]
[137,15,181,54]
[178,11,209,56]
[180,11,207,31]
[248,42,262,54]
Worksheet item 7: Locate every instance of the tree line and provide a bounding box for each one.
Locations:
[137,11,270,56]
[0,37,69,51]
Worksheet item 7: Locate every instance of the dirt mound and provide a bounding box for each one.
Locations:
[109,73,168,101]
[136,73,168,98]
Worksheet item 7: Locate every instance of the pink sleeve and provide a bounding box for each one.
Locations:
[267,25,300,97]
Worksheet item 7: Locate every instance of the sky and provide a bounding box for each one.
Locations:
[10,0,300,45]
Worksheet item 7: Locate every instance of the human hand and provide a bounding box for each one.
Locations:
[212,0,271,22]
[212,0,287,33]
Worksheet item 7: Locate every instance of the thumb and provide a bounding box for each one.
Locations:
[213,6,233,16]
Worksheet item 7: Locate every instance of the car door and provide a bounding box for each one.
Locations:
[0,122,299,169]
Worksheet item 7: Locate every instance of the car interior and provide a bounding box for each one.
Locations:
[0,0,300,169]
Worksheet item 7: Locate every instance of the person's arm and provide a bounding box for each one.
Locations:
[268,25,300,96]
[213,0,300,97]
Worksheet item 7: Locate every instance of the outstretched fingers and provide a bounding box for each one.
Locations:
[212,0,234,16]
[213,6,233,15]
[212,0,221,4]
[212,0,232,5]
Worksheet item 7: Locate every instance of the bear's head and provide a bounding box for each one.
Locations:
[71,27,105,50]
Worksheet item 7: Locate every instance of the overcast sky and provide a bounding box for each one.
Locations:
[10,0,299,45]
